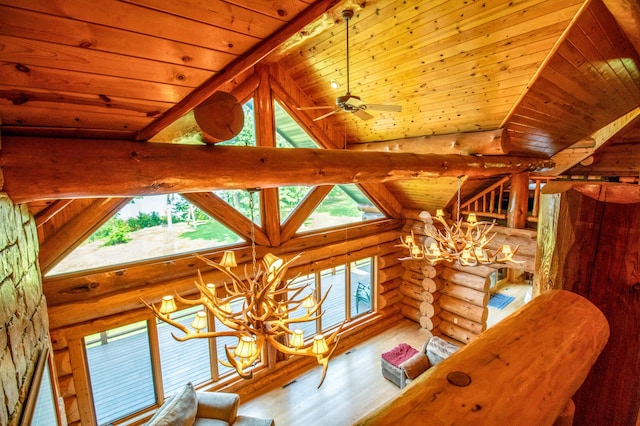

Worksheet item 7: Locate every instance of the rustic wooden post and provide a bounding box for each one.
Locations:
[506,172,529,282]
[535,181,640,425]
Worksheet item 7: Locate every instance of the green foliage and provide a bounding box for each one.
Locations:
[126,211,164,230]
[95,218,132,246]
[178,221,241,243]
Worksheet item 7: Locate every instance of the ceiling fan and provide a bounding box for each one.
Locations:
[298,9,402,121]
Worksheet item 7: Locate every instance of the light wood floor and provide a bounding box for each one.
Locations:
[486,283,532,328]
[238,318,431,426]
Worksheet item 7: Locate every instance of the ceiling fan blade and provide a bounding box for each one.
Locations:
[344,96,365,108]
[313,108,341,121]
[354,109,374,120]
[297,106,336,111]
[364,104,402,112]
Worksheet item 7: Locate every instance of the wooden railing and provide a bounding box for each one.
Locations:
[459,176,555,225]
[459,176,510,220]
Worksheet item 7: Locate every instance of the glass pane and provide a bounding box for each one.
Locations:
[350,258,373,316]
[320,266,346,331]
[48,195,243,276]
[279,186,313,224]
[274,100,320,148]
[158,306,211,395]
[298,185,384,233]
[287,274,318,340]
[85,321,155,425]
[218,99,256,147]
[213,190,261,226]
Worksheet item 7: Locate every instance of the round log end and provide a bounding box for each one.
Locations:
[194,91,244,143]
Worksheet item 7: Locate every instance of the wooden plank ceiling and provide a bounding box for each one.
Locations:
[1,0,639,215]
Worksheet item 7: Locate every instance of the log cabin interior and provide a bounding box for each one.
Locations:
[1,0,639,425]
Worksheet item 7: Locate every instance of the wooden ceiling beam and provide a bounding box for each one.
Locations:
[538,106,640,176]
[135,0,341,141]
[0,136,553,204]
[347,129,511,155]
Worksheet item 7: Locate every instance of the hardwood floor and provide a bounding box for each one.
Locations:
[486,283,532,328]
[238,318,431,426]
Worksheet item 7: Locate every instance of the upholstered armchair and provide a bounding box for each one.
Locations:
[146,382,274,426]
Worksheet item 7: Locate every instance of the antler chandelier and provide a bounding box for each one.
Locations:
[144,191,341,387]
[398,177,519,266]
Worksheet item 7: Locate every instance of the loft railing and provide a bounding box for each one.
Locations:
[459,176,555,225]
[459,176,511,220]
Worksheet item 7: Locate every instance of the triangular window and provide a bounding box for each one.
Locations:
[279,186,313,224]
[274,100,320,148]
[47,195,243,276]
[296,185,384,234]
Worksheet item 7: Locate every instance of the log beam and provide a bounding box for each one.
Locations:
[355,290,609,426]
[0,137,554,203]
[347,129,510,155]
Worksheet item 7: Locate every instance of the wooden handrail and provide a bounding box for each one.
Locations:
[459,176,556,224]
[355,290,609,425]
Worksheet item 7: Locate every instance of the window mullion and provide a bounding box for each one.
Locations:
[148,317,165,403]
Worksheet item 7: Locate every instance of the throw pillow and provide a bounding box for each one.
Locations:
[146,382,197,426]
[399,352,431,379]
[381,343,419,367]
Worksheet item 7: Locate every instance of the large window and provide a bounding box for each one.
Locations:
[83,256,374,424]
[286,257,374,344]
[85,322,155,425]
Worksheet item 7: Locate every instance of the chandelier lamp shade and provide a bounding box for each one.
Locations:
[398,177,520,266]
[143,250,342,387]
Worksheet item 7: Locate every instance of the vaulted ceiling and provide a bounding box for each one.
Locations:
[1,0,639,216]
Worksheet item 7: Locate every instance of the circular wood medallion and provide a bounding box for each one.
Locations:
[194,91,244,143]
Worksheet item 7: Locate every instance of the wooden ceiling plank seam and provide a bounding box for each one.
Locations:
[294,30,561,98]
[0,87,173,118]
[286,6,571,89]
[39,197,132,275]
[0,35,213,88]
[602,0,640,55]
[0,61,193,104]
[121,0,290,37]
[592,0,640,92]
[286,0,579,89]
[135,0,342,141]
[221,0,313,22]
[0,5,240,72]
[518,80,609,127]
[0,105,153,131]
[557,39,639,114]
[577,6,640,98]
[281,0,569,75]
[0,126,137,140]
[0,0,260,55]
[499,0,592,129]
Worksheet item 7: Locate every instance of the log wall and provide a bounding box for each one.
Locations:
[398,216,537,345]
